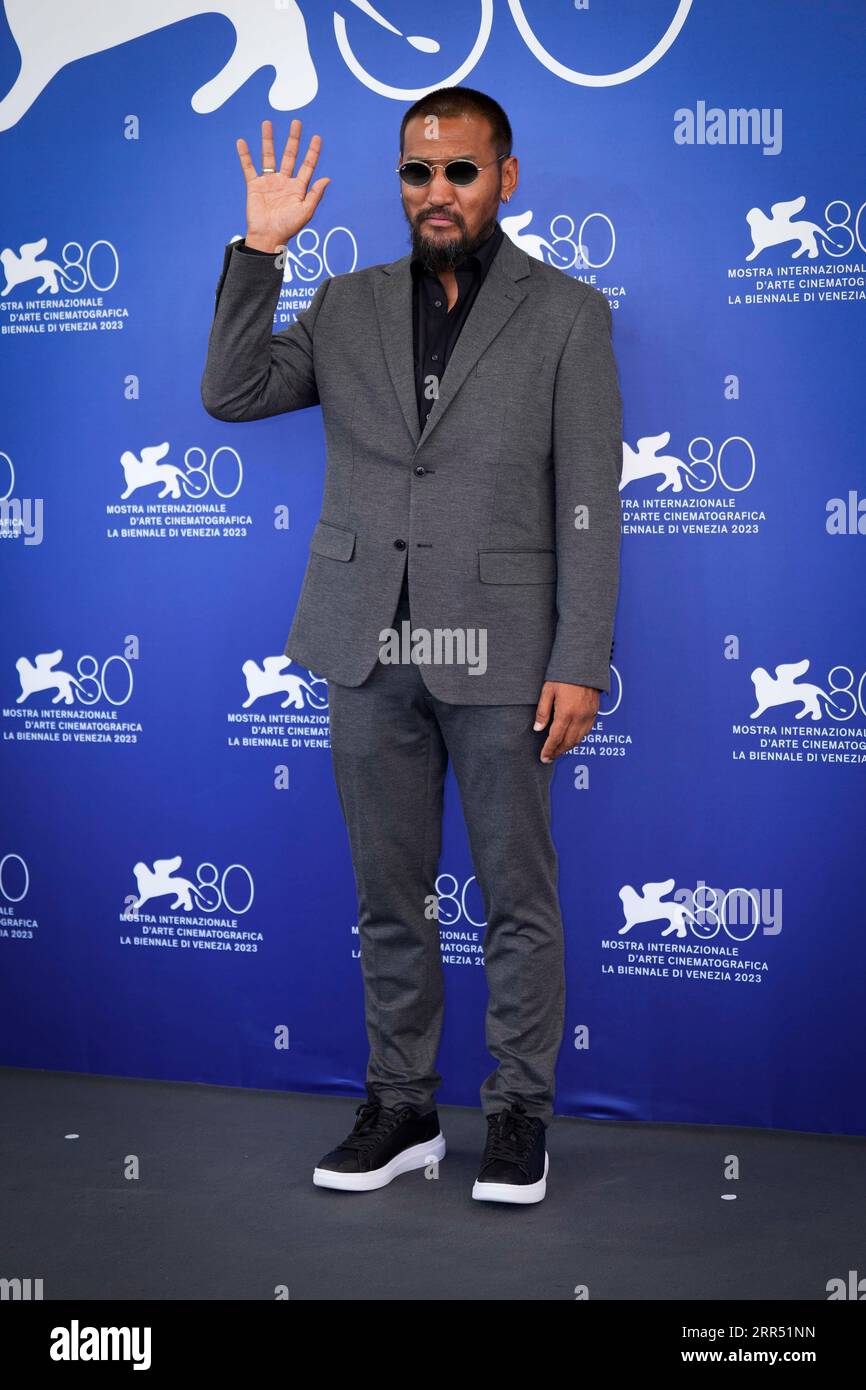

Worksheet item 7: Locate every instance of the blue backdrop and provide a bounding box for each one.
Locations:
[1,0,864,1135]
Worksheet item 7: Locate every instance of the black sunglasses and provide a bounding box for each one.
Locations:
[396,154,509,188]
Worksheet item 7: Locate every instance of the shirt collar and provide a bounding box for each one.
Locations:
[410,220,504,282]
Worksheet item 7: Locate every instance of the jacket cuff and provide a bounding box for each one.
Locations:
[544,639,615,692]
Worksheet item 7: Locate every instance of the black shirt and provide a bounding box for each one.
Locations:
[410,219,503,431]
[237,223,505,603]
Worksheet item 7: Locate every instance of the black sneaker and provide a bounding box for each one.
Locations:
[313,1098,445,1192]
[472,1101,548,1204]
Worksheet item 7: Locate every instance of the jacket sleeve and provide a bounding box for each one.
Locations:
[543,287,623,693]
[200,239,331,421]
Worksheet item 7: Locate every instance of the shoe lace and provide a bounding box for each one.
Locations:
[482,1102,541,1175]
[340,1099,416,1154]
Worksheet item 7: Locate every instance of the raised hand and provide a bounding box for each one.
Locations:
[236,118,330,253]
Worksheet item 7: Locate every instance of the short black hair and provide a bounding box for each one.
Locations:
[399,86,512,161]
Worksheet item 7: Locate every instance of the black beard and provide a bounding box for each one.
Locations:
[407,213,497,273]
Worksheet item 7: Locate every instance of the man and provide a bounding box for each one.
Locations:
[201,87,623,1205]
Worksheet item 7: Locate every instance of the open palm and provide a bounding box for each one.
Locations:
[237,118,330,251]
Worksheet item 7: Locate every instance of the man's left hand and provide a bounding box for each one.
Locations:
[534,681,600,763]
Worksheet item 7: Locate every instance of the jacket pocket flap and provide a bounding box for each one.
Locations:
[310,520,356,561]
[478,549,556,583]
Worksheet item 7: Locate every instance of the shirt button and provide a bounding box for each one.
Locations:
[431,353,439,361]
[393,539,406,550]
[434,300,442,307]
[414,466,425,476]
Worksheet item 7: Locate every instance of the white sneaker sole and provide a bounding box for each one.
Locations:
[472,1150,549,1204]
[313,1131,446,1192]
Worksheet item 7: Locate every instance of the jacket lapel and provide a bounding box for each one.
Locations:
[372,230,531,457]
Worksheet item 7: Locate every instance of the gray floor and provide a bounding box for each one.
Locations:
[1,1067,863,1300]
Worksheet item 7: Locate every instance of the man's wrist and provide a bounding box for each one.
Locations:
[243,234,286,254]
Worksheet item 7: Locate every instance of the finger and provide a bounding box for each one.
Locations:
[541,714,573,763]
[235,137,259,185]
[279,117,302,178]
[561,719,589,755]
[304,176,331,211]
[295,133,323,192]
[553,717,578,761]
[261,118,276,173]
[533,687,553,731]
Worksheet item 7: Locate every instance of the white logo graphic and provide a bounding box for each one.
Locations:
[501,209,616,272]
[617,879,780,941]
[338,0,694,98]
[0,237,63,294]
[621,433,703,493]
[15,651,80,704]
[131,857,205,911]
[15,649,133,706]
[0,0,694,130]
[745,196,847,261]
[0,236,119,296]
[618,880,696,938]
[0,0,317,130]
[750,660,846,721]
[128,856,253,913]
[620,431,756,494]
[118,442,243,499]
[241,658,327,709]
[246,228,359,287]
[120,443,186,499]
[0,853,29,904]
[500,211,559,263]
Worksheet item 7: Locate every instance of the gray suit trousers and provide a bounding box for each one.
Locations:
[327,581,566,1126]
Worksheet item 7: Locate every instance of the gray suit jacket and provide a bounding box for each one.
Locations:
[201,232,623,701]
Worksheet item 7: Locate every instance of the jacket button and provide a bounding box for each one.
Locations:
[394,539,406,550]
[414,466,425,476]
